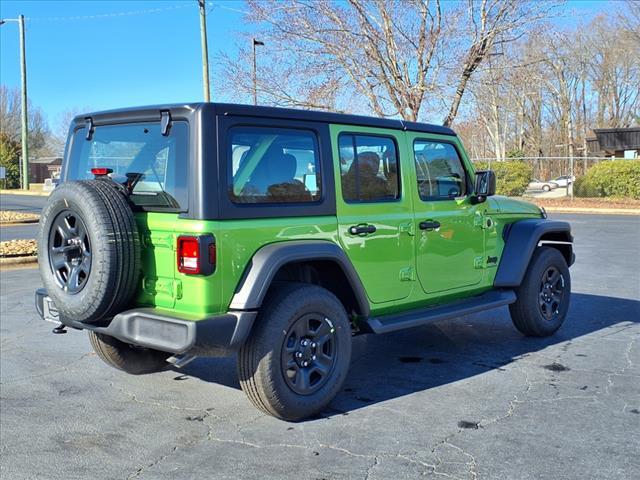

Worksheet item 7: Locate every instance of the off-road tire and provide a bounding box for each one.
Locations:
[509,247,571,337]
[88,331,170,375]
[238,283,352,421]
[38,180,141,324]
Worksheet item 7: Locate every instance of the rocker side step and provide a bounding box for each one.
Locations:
[363,289,517,334]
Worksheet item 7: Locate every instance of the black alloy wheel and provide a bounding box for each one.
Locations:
[538,266,565,321]
[280,314,338,395]
[48,210,92,294]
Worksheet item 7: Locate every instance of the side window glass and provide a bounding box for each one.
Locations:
[229,127,321,204]
[338,134,399,202]
[413,141,467,200]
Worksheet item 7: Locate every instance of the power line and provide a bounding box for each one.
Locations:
[206,2,248,15]
[24,2,194,23]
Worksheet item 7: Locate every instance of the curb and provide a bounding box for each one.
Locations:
[0,189,50,197]
[0,255,38,266]
[0,219,40,226]
[543,207,640,215]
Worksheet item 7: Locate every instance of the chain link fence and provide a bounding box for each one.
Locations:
[470,156,639,200]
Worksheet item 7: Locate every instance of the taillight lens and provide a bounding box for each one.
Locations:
[177,237,200,274]
[177,235,215,275]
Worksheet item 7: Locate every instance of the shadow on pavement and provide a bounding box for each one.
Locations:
[176,292,639,417]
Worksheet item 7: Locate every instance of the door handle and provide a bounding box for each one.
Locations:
[349,224,377,235]
[419,220,441,231]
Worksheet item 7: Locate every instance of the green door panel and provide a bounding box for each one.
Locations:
[413,199,485,293]
[404,133,485,294]
[330,124,415,304]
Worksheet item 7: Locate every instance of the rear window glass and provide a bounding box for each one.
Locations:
[229,127,321,204]
[66,121,189,210]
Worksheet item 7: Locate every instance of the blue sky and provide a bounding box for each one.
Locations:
[0,0,250,129]
[0,0,612,132]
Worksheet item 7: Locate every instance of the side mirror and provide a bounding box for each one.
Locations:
[472,170,496,204]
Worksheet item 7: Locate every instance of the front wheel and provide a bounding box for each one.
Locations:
[509,247,571,337]
[542,184,551,192]
[238,283,352,421]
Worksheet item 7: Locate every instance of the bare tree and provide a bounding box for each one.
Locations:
[224,0,445,121]
[221,0,557,125]
[584,15,640,128]
[443,0,560,126]
[0,85,53,157]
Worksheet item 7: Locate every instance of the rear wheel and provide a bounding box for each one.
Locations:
[238,283,352,421]
[38,180,140,324]
[542,184,551,192]
[88,332,170,375]
[509,247,571,337]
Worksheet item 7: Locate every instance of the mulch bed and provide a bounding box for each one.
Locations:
[522,197,640,210]
[0,210,40,224]
[0,239,38,258]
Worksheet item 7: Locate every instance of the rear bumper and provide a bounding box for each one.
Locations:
[35,288,256,355]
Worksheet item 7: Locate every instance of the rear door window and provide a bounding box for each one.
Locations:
[228,127,321,204]
[338,134,399,202]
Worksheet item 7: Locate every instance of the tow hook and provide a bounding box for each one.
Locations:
[52,324,67,334]
[166,354,198,368]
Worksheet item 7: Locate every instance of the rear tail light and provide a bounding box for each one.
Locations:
[177,235,216,275]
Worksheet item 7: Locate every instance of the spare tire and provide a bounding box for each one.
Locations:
[38,180,141,324]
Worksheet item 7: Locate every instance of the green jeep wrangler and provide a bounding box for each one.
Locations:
[36,103,574,421]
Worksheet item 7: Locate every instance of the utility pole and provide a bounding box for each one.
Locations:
[1,16,29,190]
[19,15,29,190]
[567,115,575,200]
[252,39,264,105]
[198,0,210,102]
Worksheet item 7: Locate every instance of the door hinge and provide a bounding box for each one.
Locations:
[142,233,174,249]
[399,267,416,281]
[143,277,183,299]
[399,222,415,236]
[475,256,499,269]
[474,211,494,230]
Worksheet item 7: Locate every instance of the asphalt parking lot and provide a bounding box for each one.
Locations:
[0,193,48,214]
[1,213,639,480]
[0,194,45,241]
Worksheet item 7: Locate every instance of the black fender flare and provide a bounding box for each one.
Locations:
[228,240,370,316]
[494,219,573,288]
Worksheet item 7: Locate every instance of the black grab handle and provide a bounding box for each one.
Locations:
[349,224,377,235]
[419,220,441,231]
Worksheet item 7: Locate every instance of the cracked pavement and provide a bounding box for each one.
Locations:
[1,213,639,479]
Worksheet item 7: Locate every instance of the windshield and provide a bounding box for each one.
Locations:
[66,121,189,210]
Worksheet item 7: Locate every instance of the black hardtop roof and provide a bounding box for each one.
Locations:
[75,102,456,137]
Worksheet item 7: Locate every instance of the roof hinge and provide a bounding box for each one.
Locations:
[84,117,94,141]
[160,110,172,136]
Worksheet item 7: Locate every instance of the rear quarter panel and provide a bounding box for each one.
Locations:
[135,213,339,318]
